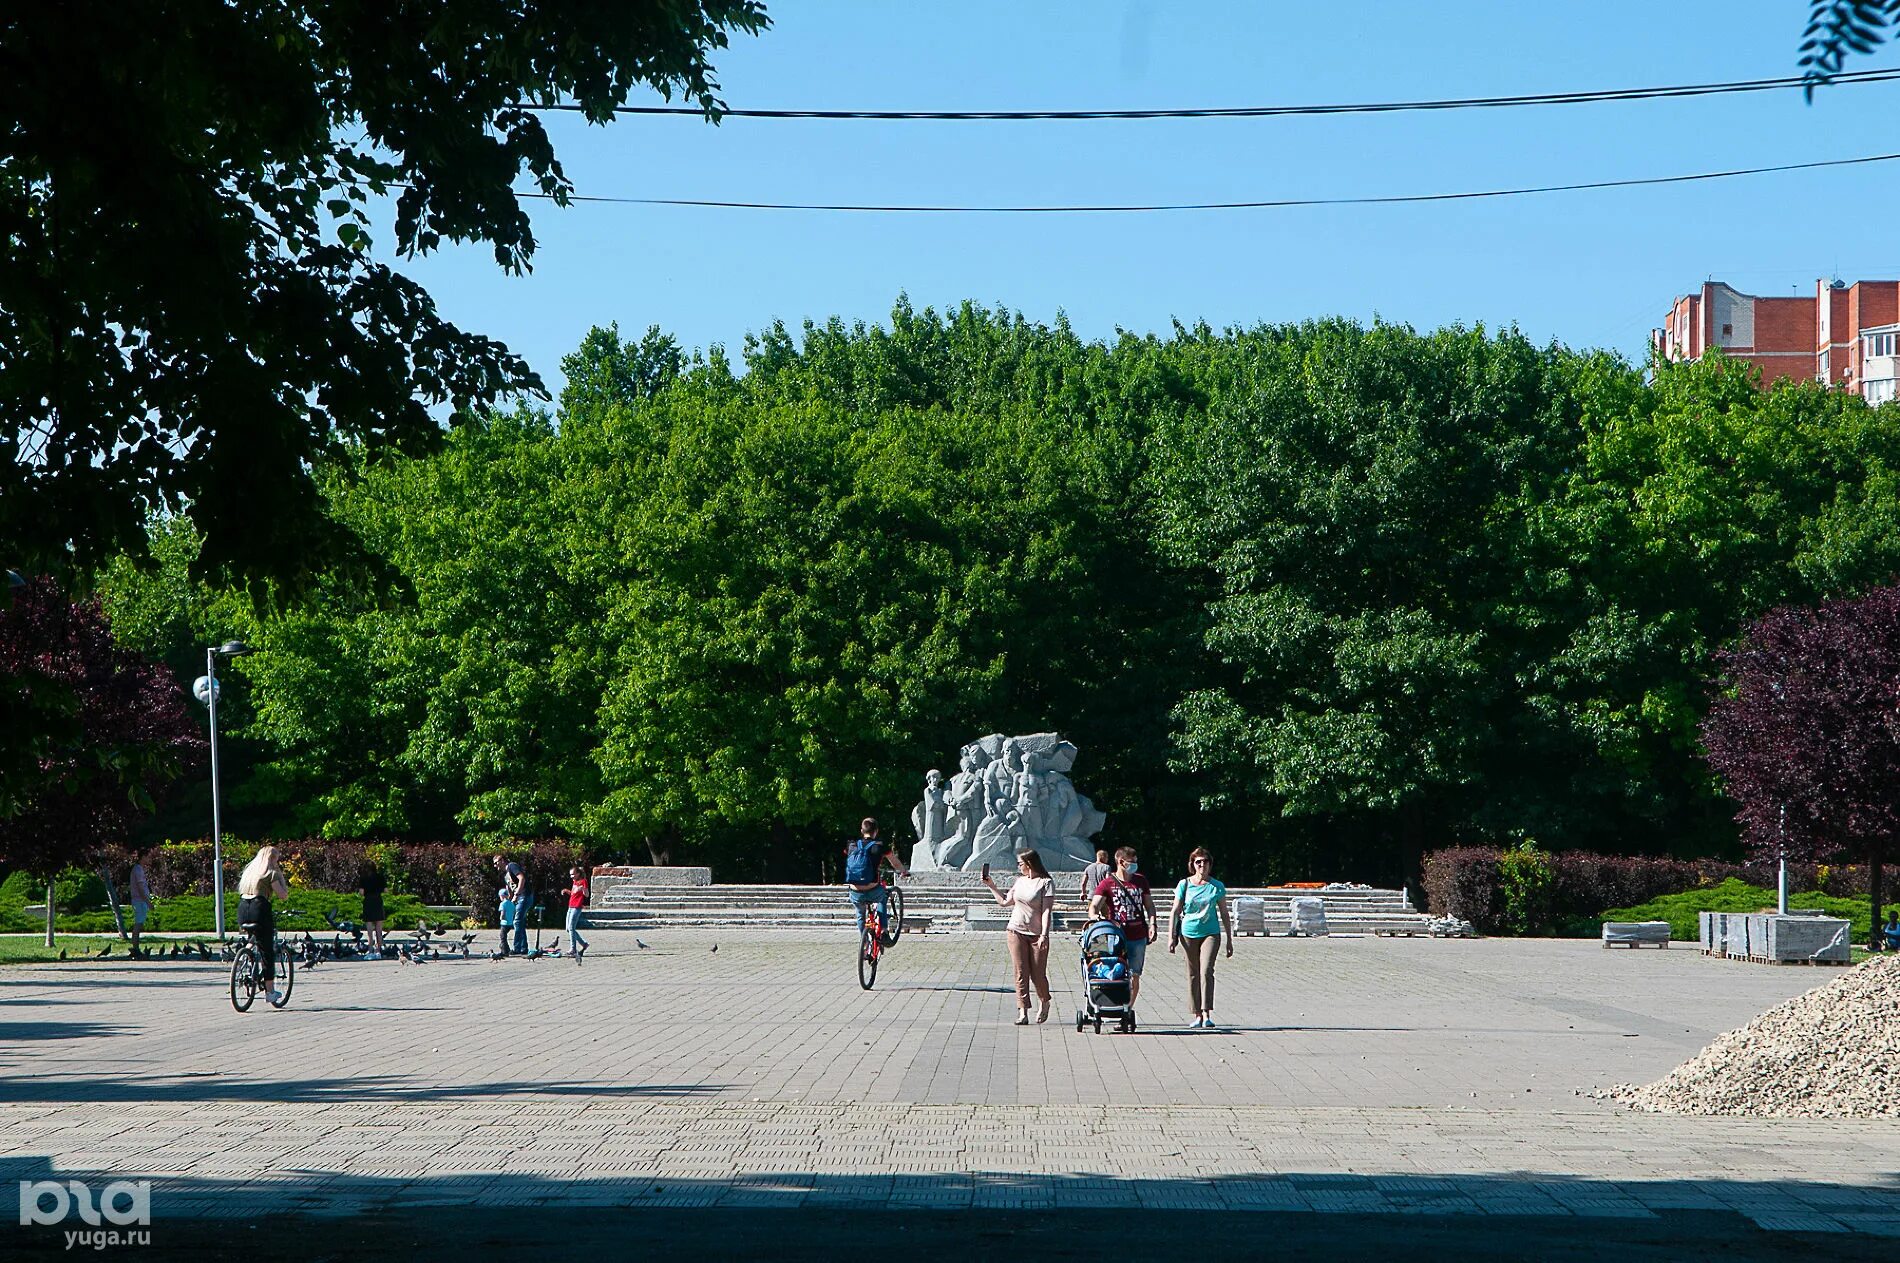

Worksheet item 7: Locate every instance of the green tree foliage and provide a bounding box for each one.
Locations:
[1799,2,1900,84]
[0,1,768,584]
[1496,841,1556,935]
[232,406,610,842]
[568,305,1202,872]
[86,308,1900,887]
[1526,353,1900,854]
[1155,322,1590,876]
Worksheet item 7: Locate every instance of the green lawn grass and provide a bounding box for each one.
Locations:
[0,935,144,966]
[1601,877,1874,941]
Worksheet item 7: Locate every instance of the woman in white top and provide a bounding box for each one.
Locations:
[982,848,1055,1024]
[236,846,291,1002]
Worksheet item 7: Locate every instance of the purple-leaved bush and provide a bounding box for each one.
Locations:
[0,577,203,879]
[1702,583,1900,947]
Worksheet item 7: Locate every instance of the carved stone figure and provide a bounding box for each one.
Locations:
[915,732,1105,872]
[908,770,950,871]
[940,744,988,870]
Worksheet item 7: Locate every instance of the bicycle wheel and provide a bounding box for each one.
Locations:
[858,930,879,990]
[229,947,257,1012]
[881,885,906,947]
[269,949,295,1007]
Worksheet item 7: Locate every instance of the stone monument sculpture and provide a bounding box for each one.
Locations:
[910,732,1105,872]
[909,769,950,864]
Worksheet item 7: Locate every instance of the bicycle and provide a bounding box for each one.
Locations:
[229,920,296,1012]
[856,875,906,990]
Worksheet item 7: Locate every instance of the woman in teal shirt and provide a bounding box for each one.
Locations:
[1168,847,1234,1028]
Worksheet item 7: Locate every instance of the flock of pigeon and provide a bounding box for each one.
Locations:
[55,941,219,962]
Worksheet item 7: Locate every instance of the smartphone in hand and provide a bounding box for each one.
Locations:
[980,863,990,880]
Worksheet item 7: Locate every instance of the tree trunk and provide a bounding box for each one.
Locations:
[1869,849,1886,951]
[100,865,128,940]
[44,880,55,949]
[644,823,677,867]
[767,818,793,883]
[1399,800,1427,895]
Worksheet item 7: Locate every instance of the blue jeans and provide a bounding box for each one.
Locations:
[513,899,533,954]
[566,905,588,951]
[850,886,887,939]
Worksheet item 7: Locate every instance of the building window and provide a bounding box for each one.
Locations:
[1820,349,1831,382]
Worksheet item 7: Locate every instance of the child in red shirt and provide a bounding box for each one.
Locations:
[561,867,591,964]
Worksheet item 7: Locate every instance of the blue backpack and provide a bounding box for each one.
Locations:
[844,838,882,885]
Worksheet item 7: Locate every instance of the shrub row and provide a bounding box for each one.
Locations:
[109,838,588,925]
[44,890,443,935]
[1420,847,1874,935]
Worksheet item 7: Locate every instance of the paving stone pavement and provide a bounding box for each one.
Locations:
[2,930,1896,1254]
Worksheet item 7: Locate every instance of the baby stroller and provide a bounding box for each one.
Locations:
[1075,920,1136,1034]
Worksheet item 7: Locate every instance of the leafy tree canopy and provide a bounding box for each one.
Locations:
[89,306,1900,887]
[0,0,768,586]
[0,577,202,873]
[1800,1,1900,84]
[1702,583,1900,942]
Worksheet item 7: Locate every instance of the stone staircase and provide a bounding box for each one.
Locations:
[589,877,1433,936]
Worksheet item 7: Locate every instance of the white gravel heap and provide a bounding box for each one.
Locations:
[1604,954,1900,1118]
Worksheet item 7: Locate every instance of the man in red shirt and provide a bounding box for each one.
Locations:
[1090,846,1156,1005]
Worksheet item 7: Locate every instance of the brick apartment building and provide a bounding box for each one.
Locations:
[1654,279,1900,403]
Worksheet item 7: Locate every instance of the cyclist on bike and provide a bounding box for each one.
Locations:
[236,846,290,1004]
[844,817,907,940]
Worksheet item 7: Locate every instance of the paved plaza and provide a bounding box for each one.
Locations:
[3,931,1896,1258]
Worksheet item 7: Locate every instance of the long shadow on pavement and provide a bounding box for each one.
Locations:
[0,1077,731,1104]
[3,1165,1893,1260]
[0,1021,137,1041]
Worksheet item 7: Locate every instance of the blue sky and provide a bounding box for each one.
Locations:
[386,1,1900,397]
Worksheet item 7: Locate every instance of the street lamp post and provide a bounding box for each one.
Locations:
[1777,803,1789,916]
[194,640,252,940]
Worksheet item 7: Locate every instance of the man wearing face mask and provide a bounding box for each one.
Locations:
[1090,846,1156,1005]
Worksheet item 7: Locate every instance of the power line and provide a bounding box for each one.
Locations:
[530,67,1900,122]
[529,152,1900,215]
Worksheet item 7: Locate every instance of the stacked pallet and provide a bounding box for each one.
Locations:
[1698,910,1851,965]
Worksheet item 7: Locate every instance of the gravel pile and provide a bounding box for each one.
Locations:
[1602,954,1900,1118]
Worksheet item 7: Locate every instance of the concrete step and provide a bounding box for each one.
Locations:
[598,884,1414,906]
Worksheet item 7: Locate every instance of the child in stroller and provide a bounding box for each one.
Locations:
[1076,919,1137,1033]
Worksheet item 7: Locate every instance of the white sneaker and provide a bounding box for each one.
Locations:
[365,951,381,961]
[1203,1015,1217,1029]
[267,990,283,1006]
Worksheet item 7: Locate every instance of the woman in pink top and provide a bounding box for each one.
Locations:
[982,849,1056,1025]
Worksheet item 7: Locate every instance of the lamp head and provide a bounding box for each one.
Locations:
[217,640,252,658]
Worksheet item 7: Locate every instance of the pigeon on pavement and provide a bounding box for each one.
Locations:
[636,939,650,950]
[710,944,718,953]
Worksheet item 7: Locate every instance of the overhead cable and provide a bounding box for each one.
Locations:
[528,67,1900,122]
[526,151,1900,215]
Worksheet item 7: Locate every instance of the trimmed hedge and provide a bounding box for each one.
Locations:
[95,838,587,928]
[1416,847,1863,935]
[50,889,441,934]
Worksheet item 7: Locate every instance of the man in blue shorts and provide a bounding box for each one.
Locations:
[1091,846,1156,1006]
[844,817,907,940]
